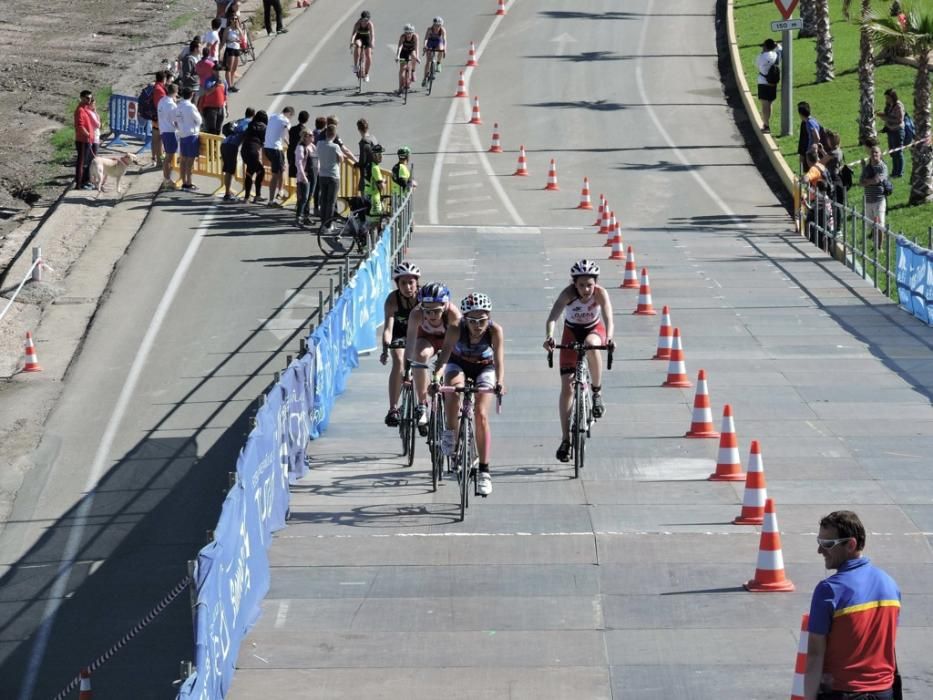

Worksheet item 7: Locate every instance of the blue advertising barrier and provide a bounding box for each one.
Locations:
[895,236,932,326]
[177,209,397,699]
[107,93,152,152]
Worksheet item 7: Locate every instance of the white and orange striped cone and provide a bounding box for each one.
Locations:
[734,440,767,524]
[621,246,639,288]
[790,614,809,700]
[598,201,611,235]
[455,71,468,98]
[633,267,657,315]
[744,498,795,592]
[662,328,691,387]
[577,177,593,209]
[608,221,624,260]
[709,404,745,481]
[489,123,503,153]
[593,194,605,227]
[496,0,507,15]
[469,96,483,124]
[685,369,719,437]
[652,305,673,359]
[466,41,478,67]
[513,145,529,176]
[23,331,42,372]
[603,211,616,246]
[544,159,559,190]
[79,669,93,700]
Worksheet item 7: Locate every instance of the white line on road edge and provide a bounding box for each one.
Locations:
[635,0,747,229]
[18,207,218,700]
[428,0,520,225]
[274,600,291,628]
[267,0,366,114]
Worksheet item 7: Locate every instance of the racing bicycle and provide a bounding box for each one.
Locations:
[318,195,389,258]
[422,52,438,96]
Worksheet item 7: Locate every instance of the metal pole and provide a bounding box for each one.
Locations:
[32,247,42,282]
[328,278,334,310]
[286,354,292,368]
[318,290,324,321]
[780,29,793,137]
[186,560,198,630]
[928,226,932,249]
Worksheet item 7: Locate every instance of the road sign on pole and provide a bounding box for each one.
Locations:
[773,0,799,20]
[771,18,803,31]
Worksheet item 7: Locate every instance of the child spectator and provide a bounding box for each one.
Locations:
[391,146,414,197]
[294,129,316,226]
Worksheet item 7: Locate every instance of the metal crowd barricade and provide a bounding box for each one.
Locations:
[107,94,152,152]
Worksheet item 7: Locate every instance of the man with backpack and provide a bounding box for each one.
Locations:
[755,39,780,134]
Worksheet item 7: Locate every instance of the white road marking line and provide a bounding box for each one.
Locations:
[274,600,291,628]
[448,170,480,178]
[447,209,500,219]
[418,224,588,231]
[447,182,484,191]
[476,226,541,234]
[635,0,747,230]
[340,581,368,585]
[18,208,219,700]
[446,195,494,204]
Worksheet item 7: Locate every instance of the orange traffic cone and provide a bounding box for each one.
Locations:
[513,145,528,176]
[593,194,605,227]
[709,404,745,481]
[469,96,483,124]
[455,71,468,98]
[23,331,42,372]
[790,614,809,700]
[496,0,507,15]
[652,305,673,359]
[489,123,503,153]
[633,268,657,315]
[598,201,611,235]
[544,159,559,190]
[608,221,624,260]
[662,328,691,387]
[744,498,795,592]
[79,669,93,699]
[466,41,478,67]
[685,369,719,437]
[621,246,639,288]
[577,177,593,209]
[603,210,616,246]
[734,440,767,524]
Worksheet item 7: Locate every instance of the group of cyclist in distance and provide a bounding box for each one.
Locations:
[350,11,448,95]
[379,259,615,495]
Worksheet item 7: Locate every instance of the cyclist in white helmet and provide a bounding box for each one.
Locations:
[396,23,420,95]
[422,16,447,86]
[543,260,615,463]
[433,293,505,496]
[380,261,421,427]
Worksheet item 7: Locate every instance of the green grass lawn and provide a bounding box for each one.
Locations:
[733,0,933,246]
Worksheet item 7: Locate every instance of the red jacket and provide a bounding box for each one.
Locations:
[152,81,167,108]
[74,103,93,143]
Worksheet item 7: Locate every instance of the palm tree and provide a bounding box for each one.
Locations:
[844,0,878,144]
[869,4,933,205]
[815,0,835,81]
[800,0,817,38]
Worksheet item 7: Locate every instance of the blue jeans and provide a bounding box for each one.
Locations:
[886,126,904,177]
[296,181,311,221]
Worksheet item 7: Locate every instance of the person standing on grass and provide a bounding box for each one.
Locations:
[876,88,905,179]
[73,90,94,190]
[756,39,779,134]
[263,106,293,206]
[174,87,202,191]
[157,84,180,187]
[316,124,344,227]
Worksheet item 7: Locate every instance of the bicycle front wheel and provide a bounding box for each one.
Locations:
[458,420,472,521]
[572,389,584,479]
[318,214,355,258]
[399,385,412,456]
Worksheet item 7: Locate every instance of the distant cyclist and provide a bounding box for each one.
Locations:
[433,293,505,496]
[350,10,374,82]
[380,261,421,427]
[543,260,615,463]
[422,16,447,86]
[396,23,420,95]
[405,282,461,435]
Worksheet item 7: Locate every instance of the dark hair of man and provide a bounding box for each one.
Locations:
[762,38,777,51]
[315,116,327,129]
[180,87,193,100]
[80,89,93,99]
[166,83,179,96]
[245,107,256,118]
[357,118,368,132]
[797,101,811,118]
[155,70,166,83]
[283,106,295,116]
[884,88,898,102]
[820,510,866,551]
[298,110,309,124]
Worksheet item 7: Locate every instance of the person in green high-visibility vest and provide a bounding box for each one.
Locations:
[391,145,414,197]
[364,143,386,220]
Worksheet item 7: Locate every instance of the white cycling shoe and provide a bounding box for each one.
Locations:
[477,471,492,496]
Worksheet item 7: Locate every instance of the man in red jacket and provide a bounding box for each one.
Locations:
[73,90,94,189]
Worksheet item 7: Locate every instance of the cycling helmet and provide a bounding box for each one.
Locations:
[433,17,444,25]
[460,293,491,313]
[570,259,601,278]
[418,282,450,304]
[392,261,421,279]
[397,145,411,157]
[361,10,370,19]
[403,23,415,33]
[371,144,385,154]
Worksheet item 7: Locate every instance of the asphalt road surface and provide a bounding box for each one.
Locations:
[2,0,932,698]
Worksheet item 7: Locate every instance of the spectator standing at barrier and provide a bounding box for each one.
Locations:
[87,94,102,164]
[859,142,889,239]
[877,88,906,179]
[294,128,316,226]
[364,144,386,221]
[311,116,327,217]
[797,102,824,173]
[241,110,268,203]
[263,106,293,207]
[357,118,378,193]
[73,90,94,190]
[175,87,202,191]
[317,124,344,228]
[756,39,779,134]
[262,0,286,36]
[823,130,846,234]
[221,107,253,201]
[195,47,216,92]
[325,115,359,163]
[150,71,168,168]
[802,147,833,249]
[200,69,227,135]
[391,146,414,197]
[287,110,310,183]
[157,83,180,187]
[224,17,243,92]
[804,510,900,700]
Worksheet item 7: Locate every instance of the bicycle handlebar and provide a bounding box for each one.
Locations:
[439,384,503,414]
[546,343,613,371]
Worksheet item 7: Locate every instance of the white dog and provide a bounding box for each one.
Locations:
[89,153,138,198]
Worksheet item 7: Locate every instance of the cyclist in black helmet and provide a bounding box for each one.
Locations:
[350,10,374,82]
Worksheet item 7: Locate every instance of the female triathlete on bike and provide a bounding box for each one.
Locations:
[380,261,421,427]
[396,23,420,94]
[350,10,374,82]
[543,260,615,462]
[422,16,447,86]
